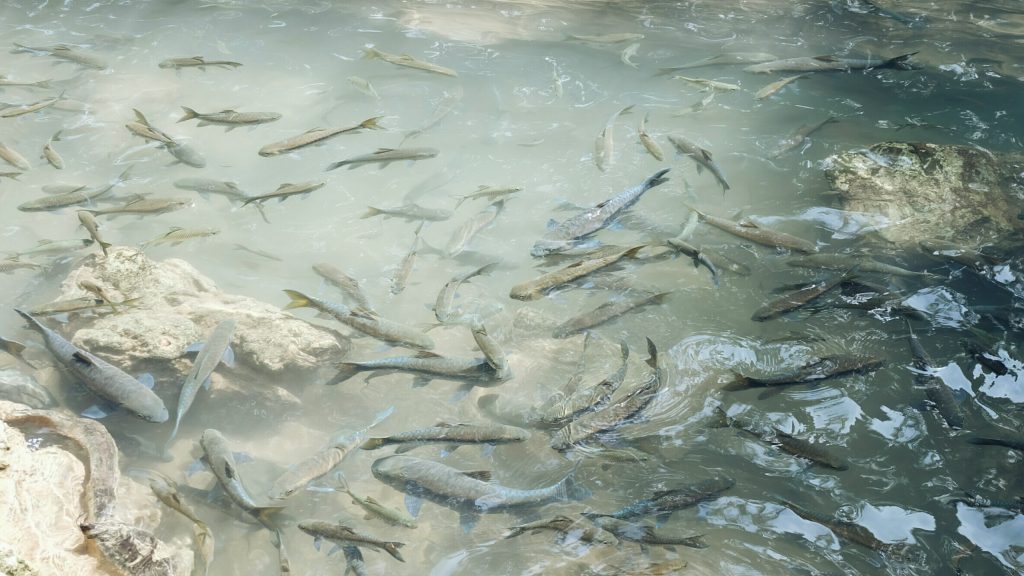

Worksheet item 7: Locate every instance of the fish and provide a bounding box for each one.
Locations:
[144,227,219,247]
[297,521,405,562]
[361,422,529,451]
[329,352,493,386]
[0,171,21,181]
[8,238,94,260]
[0,93,61,118]
[0,75,52,89]
[77,280,121,310]
[312,264,374,313]
[14,309,168,422]
[27,296,131,316]
[343,484,418,529]
[687,206,818,253]
[504,515,618,545]
[133,469,209,530]
[241,181,325,206]
[434,262,498,324]
[671,76,741,91]
[723,354,883,392]
[744,52,918,74]
[637,113,664,161]
[173,178,249,203]
[268,407,392,500]
[665,238,742,285]
[166,320,236,450]
[326,147,439,171]
[788,253,932,278]
[0,142,31,170]
[906,321,963,429]
[567,33,645,44]
[159,56,242,70]
[402,87,462,143]
[178,107,281,130]
[41,131,64,169]
[84,196,189,218]
[781,500,900,553]
[754,74,809,100]
[446,200,504,258]
[283,290,434,350]
[511,245,646,301]
[769,116,837,157]
[370,454,586,518]
[960,340,1009,376]
[233,244,281,262]
[362,203,452,222]
[164,140,206,168]
[390,223,423,295]
[588,475,734,521]
[347,76,379,99]
[656,52,778,74]
[18,168,129,212]
[363,46,457,77]
[620,42,640,68]
[554,292,671,338]
[594,105,634,172]
[192,524,214,576]
[471,322,512,380]
[550,61,564,99]
[258,116,383,156]
[919,239,1003,272]
[12,43,108,70]
[964,435,1024,453]
[772,428,850,470]
[536,340,629,429]
[199,429,284,525]
[342,545,369,576]
[0,260,42,274]
[453,185,522,209]
[532,169,669,257]
[550,338,662,451]
[584,516,707,549]
[666,134,730,192]
[125,108,175,144]
[752,271,854,321]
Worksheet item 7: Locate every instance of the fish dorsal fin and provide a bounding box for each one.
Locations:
[566,261,586,269]
[193,56,205,61]
[462,470,492,482]
[133,108,149,123]
[276,183,293,191]
[700,149,714,162]
[349,308,377,321]
[737,218,760,228]
[651,488,678,499]
[432,421,454,428]
[375,148,395,154]
[165,226,183,235]
[364,495,381,505]
[304,127,325,134]
[71,350,94,366]
[415,351,442,359]
[35,239,53,246]
[219,109,238,114]
[595,199,610,209]
[813,55,838,62]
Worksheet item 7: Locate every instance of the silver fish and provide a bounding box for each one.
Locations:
[0,94,61,118]
[178,107,281,130]
[744,52,918,74]
[298,521,405,562]
[788,253,932,278]
[754,74,809,100]
[585,516,707,549]
[84,196,189,218]
[27,296,128,316]
[537,340,629,429]
[173,178,248,203]
[363,47,457,77]
[200,429,284,522]
[637,113,664,161]
[330,352,493,386]
[511,245,646,301]
[283,290,434,349]
[553,292,671,338]
[657,52,778,74]
[164,140,206,168]
[12,43,108,70]
[41,131,64,169]
[532,169,669,257]
[345,489,418,529]
[15,309,168,422]
[0,141,31,170]
[0,260,42,274]
[751,271,853,321]
[434,262,499,324]
[453,185,522,209]
[594,105,634,172]
[504,515,618,545]
[667,134,730,192]
[770,116,837,157]
[362,203,452,222]
[471,322,512,380]
[125,108,175,144]
[144,227,219,247]
[671,76,740,91]
[241,181,324,206]
[259,117,382,156]
[166,320,235,449]
[361,422,529,451]
[390,223,423,295]
[312,264,374,313]
[446,200,504,257]
[18,167,128,212]
[567,33,644,44]
[8,238,93,260]
[688,206,818,253]
[326,147,439,171]
[0,74,52,89]
[159,57,241,70]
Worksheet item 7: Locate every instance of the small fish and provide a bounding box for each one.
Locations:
[665,238,740,285]
[298,521,405,562]
[258,117,382,156]
[363,47,457,77]
[752,271,854,321]
[0,259,42,274]
[0,93,61,118]
[724,354,883,392]
[620,43,640,68]
[0,171,21,181]
[41,131,64,169]
[754,74,808,100]
[85,196,189,218]
[402,87,462,143]
[772,428,850,470]
[0,75,52,89]
[744,52,918,74]
[145,227,219,247]
[329,352,493,386]
[637,113,664,161]
[159,56,242,70]
[27,296,127,316]
[965,435,1024,453]
[8,238,93,260]
[788,253,932,278]
[594,105,633,172]
[173,178,249,203]
[671,75,740,91]
[960,340,1009,376]
[471,322,512,381]
[446,200,504,258]
[0,141,31,170]
[390,223,423,295]
[667,134,730,192]
[688,206,818,253]
[588,475,734,520]
[125,108,175,144]
[283,290,434,350]
[656,52,778,74]
[312,264,374,313]
[672,90,716,116]
[567,33,645,44]
[326,147,439,171]
[165,320,236,450]
[362,203,452,222]
[550,62,564,99]
[18,168,129,212]
[200,429,284,527]
[553,292,671,338]
[511,245,646,301]
[770,116,837,157]
[453,185,522,209]
[347,76,380,99]
[585,516,707,549]
[782,500,900,553]
[241,182,325,206]
[434,262,498,324]
[504,515,618,545]
[178,107,281,130]
[233,244,281,262]
[362,422,529,451]
[346,488,418,529]
[12,43,108,70]
[919,239,1003,272]
[536,340,629,429]
[164,139,206,168]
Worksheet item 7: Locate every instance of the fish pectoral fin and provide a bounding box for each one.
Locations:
[462,470,492,482]
[221,345,235,368]
[312,535,323,551]
[71,350,94,366]
[184,341,205,355]
[136,373,155,389]
[655,512,672,528]
[81,404,112,419]
[375,148,395,153]
[404,494,424,518]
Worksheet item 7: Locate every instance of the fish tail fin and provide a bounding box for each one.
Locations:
[721,371,750,391]
[178,106,199,123]
[13,308,42,331]
[360,206,383,219]
[645,168,671,189]
[98,241,112,255]
[560,463,591,501]
[282,289,312,310]
[884,52,919,70]
[359,437,387,450]
[384,542,405,563]
[625,245,646,259]
[325,160,346,172]
[362,47,383,60]
[360,116,384,130]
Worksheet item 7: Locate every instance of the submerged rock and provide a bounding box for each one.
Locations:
[824,142,1024,247]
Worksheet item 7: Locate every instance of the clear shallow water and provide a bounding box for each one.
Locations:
[1,0,1023,575]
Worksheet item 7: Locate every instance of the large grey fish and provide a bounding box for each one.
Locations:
[14,309,168,422]
[18,168,129,212]
[84,196,189,218]
[258,117,382,156]
[688,205,818,253]
[434,262,498,324]
[159,57,242,70]
[656,52,778,74]
[537,340,630,429]
[12,43,108,70]
[0,74,52,89]
[0,141,31,170]
[781,500,900,553]
[283,290,434,349]
[788,253,932,278]
[329,352,493,386]
[594,105,634,172]
[723,354,883,392]
[919,239,1003,272]
[587,475,734,521]
[772,428,850,470]
[42,131,64,168]
[446,200,504,257]
[453,185,522,209]
[471,322,512,380]
[553,292,671,338]
[371,454,586,514]
[363,203,452,222]
[907,321,963,429]
[390,223,423,295]
[164,140,206,168]
[200,429,284,523]
[511,245,646,301]
[363,47,457,77]
[312,263,374,313]
[268,406,392,500]
[326,147,439,171]
[504,515,618,545]
[744,52,918,74]
[1,94,61,118]
[298,521,406,562]
[666,134,730,192]
[769,116,837,157]
[166,320,236,450]
[532,169,669,257]
[178,107,281,130]
[361,422,529,451]
[584,516,707,549]
[751,271,853,321]
[550,338,661,450]
[241,181,325,206]
[173,178,249,203]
